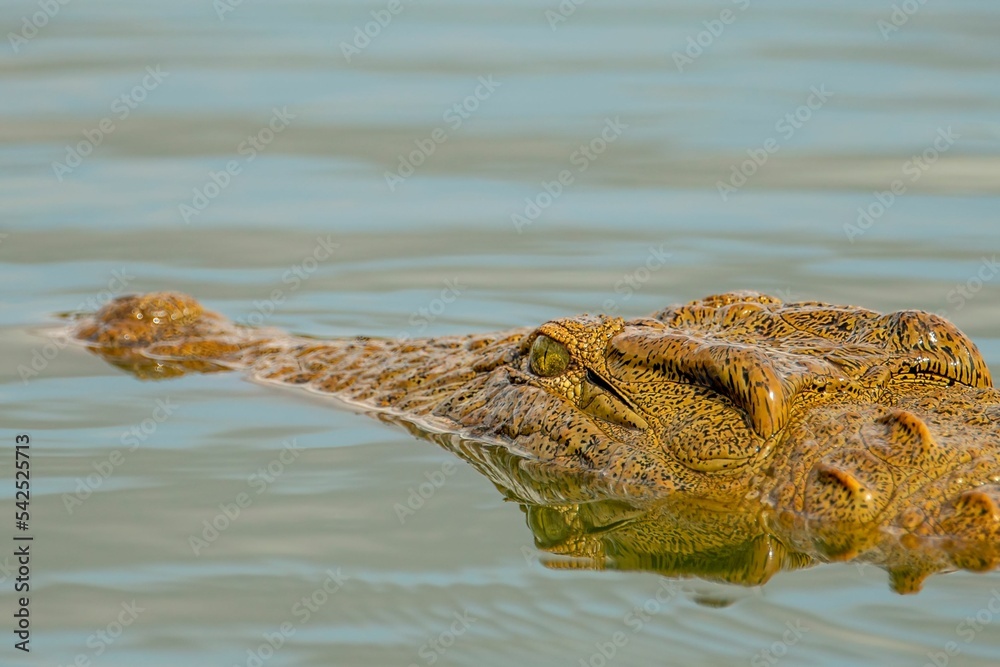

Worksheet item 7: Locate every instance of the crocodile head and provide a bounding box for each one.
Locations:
[442,291,992,486]
[71,290,1000,590]
[426,291,1000,587]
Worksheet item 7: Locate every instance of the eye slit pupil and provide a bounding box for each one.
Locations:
[529,335,570,377]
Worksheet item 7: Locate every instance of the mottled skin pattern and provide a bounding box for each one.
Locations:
[70,291,1000,593]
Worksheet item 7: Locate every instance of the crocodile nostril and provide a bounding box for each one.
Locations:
[76,292,207,346]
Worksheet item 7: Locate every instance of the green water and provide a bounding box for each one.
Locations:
[2,1,1000,665]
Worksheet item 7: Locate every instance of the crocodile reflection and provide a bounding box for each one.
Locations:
[404,425,936,593]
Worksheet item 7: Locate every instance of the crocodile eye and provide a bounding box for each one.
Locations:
[529,335,570,377]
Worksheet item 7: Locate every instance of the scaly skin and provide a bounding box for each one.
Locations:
[69,291,1000,592]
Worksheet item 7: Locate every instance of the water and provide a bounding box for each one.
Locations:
[2,0,1000,665]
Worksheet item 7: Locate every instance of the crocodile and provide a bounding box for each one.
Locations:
[68,290,1000,593]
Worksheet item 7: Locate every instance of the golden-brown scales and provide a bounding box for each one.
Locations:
[70,290,1000,592]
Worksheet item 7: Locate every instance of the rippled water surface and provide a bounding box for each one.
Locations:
[2,1,1000,665]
